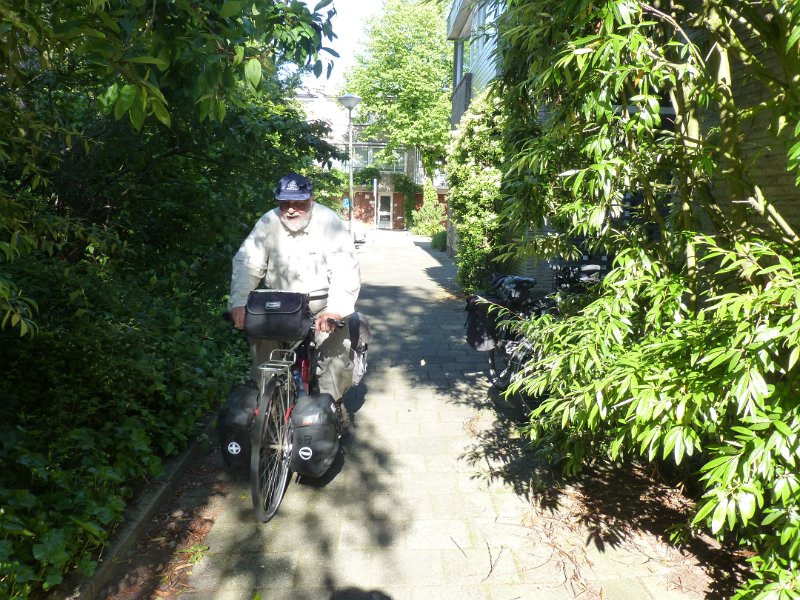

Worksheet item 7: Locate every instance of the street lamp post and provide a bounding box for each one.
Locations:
[338,93,361,239]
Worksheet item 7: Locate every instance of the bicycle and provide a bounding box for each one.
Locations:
[249,315,348,522]
[220,291,348,523]
[485,294,555,411]
[467,268,601,412]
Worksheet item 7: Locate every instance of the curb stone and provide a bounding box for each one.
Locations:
[56,423,213,600]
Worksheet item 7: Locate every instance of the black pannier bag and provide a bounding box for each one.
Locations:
[217,386,259,469]
[290,393,341,478]
[465,295,498,351]
[348,311,371,386]
[244,289,312,340]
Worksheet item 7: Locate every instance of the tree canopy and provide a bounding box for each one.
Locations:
[343,0,452,176]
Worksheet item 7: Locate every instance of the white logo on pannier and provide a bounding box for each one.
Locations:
[227,441,242,455]
[264,301,281,309]
[298,446,313,460]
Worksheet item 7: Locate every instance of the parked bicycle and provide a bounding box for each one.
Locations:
[466,267,601,411]
[218,290,369,522]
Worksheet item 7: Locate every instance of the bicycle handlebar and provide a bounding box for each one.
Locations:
[222,311,346,332]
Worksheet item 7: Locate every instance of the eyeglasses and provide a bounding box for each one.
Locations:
[279,200,311,211]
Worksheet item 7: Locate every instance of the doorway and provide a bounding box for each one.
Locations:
[377,194,392,229]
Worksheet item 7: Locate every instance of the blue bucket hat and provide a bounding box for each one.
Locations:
[275,173,313,201]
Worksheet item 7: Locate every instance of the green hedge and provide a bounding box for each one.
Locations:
[0,253,246,597]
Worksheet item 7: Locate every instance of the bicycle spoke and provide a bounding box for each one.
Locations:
[250,379,292,522]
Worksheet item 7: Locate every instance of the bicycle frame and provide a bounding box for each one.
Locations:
[257,332,318,411]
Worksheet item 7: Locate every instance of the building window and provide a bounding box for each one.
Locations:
[341,146,407,173]
[455,38,471,85]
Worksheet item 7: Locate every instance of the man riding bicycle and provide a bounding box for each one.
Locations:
[228,172,361,426]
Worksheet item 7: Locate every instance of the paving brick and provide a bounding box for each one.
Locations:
[402,518,473,550]
[439,547,523,585]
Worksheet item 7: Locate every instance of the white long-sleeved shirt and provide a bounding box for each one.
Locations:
[229,203,360,316]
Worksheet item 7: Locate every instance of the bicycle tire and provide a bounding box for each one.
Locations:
[250,377,292,523]
[487,342,513,391]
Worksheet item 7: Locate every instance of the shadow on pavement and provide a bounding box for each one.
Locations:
[98,235,747,599]
[449,355,750,599]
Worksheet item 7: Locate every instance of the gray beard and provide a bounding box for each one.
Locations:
[279,204,313,233]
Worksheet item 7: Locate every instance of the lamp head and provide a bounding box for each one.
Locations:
[338,93,362,110]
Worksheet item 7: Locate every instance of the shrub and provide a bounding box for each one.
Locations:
[0,253,245,598]
[411,178,446,237]
[445,89,509,292]
[495,1,800,596]
[430,230,447,251]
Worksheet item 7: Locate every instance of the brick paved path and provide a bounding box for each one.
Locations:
[174,230,710,600]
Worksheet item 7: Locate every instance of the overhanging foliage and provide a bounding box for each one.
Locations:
[484,0,800,597]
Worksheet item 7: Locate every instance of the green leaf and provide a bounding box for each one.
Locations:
[77,555,98,577]
[42,567,63,590]
[693,498,717,525]
[780,523,796,545]
[233,46,245,67]
[772,418,793,437]
[245,58,262,88]
[787,24,800,52]
[663,426,680,461]
[114,85,136,120]
[127,55,169,70]
[789,346,800,370]
[219,1,242,18]
[129,88,146,131]
[32,529,70,568]
[150,99,171,127]
[738,492,756,526]
[711,498,728,534]
[69,516,104,539]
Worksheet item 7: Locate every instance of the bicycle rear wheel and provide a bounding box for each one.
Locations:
[487,340,514,390]
[250,377,292,522]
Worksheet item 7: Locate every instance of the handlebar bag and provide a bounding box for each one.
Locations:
[244,290,312,340]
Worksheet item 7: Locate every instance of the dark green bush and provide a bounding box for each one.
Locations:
[0,248,247,598]
[0,84,343,600]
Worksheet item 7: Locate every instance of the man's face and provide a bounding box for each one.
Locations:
[278,198,313,232]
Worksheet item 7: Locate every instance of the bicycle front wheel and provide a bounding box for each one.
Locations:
[250,377,292,523]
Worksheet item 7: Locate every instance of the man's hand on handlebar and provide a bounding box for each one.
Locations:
[316,311,345,333]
